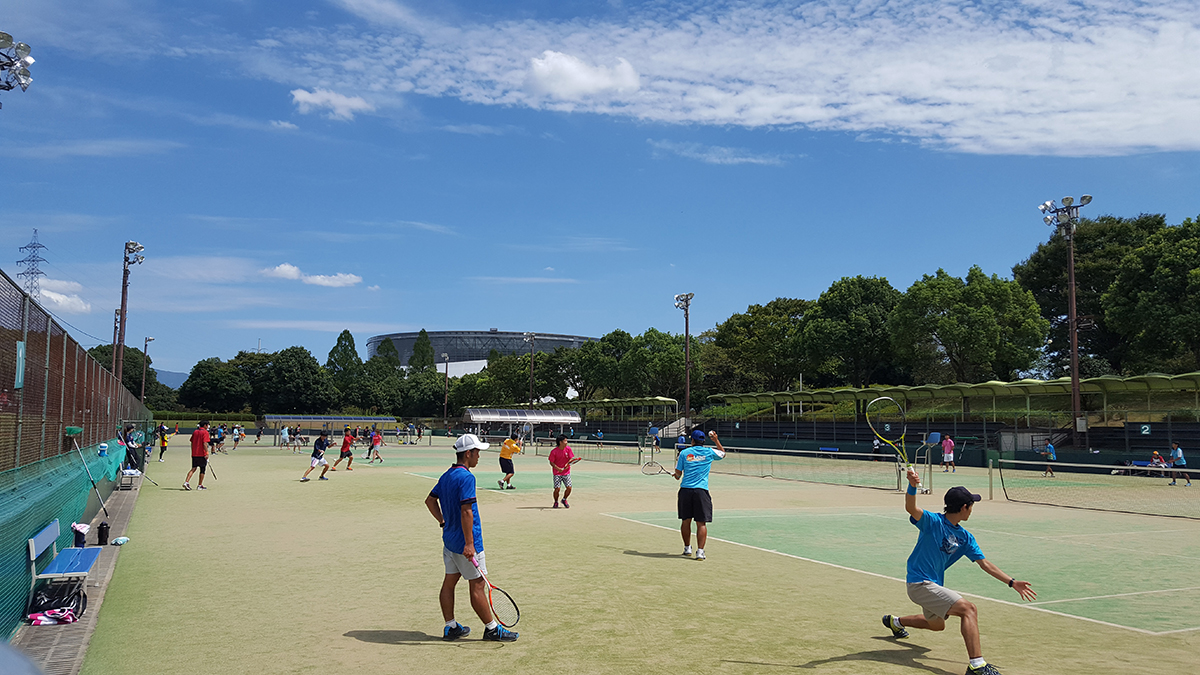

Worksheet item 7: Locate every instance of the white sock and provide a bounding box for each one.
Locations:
[969,658,986,669]
[446,620,458,628]
[891,616,902,630]
[485,621,498,630]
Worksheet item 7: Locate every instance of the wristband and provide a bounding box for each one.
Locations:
[1008,578,1014,587]
[439,522,445,528]
[906,485,917,496]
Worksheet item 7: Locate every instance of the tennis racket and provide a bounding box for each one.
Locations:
[642,460,672,475]
[866,396,911,469]
[470,557,519,627]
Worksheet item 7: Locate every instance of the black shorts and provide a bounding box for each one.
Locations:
[499,457,515,474]
[191,456,207,472]
[678,487,713,523]
[340,450,353,459]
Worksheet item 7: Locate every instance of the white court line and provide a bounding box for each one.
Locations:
[402,471,516,496]
[600,512,1187,636]
[1029,586,1200,606]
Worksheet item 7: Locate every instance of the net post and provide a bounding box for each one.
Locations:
[988,459,993,500]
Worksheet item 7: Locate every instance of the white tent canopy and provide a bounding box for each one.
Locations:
[462,409,581,424]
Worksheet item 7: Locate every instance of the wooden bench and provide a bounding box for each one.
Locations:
[26,519,102,613]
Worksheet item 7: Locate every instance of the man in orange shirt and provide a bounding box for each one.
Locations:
[184,421,210,491]
[497,433,522,489]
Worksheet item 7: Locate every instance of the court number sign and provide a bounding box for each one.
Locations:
[1140,424,1152,435]
[884,423,892,432]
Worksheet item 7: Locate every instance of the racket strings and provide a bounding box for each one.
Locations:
[489,587,520,627]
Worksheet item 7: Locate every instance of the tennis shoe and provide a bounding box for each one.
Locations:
[483,625,518,642]
[696,550,706,560]
[506,484,515,489]
[197,486,207,490]
[883,615,908,639]
[183,483,190,490]
[553,502,559,508]
[682,546,692,556]
[300,477,310,482]
[966,663,1001,675]
[442,624,470,641]
[318,476,329,480]
[562,500,570,508]
[498,480,505,488]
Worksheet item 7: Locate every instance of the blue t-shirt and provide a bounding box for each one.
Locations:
[1171,446,1186,466]
[312,437,330,459]
[906,510,985,585]
[1044,444,1055,460]
[676,445,723,490]
[431,465,483,554]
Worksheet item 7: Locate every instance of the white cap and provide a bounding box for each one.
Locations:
[454,434,489,452]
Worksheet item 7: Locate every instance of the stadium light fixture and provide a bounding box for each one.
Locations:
[523,332,536,407]
[0,31,36,106]
[115,241,147,390]
[674,293,694,422]
[1038,194,1093,448]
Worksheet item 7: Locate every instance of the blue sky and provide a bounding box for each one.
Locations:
[1,0,1198,374]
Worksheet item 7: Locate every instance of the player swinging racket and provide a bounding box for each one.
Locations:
[424,434,518,642]
[674,429,726,560]
[883,468,1036,675]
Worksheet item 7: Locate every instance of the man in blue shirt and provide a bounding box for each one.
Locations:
[1039,440,1056,477]
[1168,442,1191,486]
[673,429,727,560]
[883,469,1036,675]
[424,434,518,642]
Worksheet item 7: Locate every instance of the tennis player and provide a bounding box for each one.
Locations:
[330,427,355,471]
[1039,440,1055,477]
[883,469,1035,675]
[425,434,518,642]
[941,435,956,473]
[184,421,209,491]
[674,429,727,560]
[1168,442,1191,486]
[548,435,581,508]
[301,430,331,482]
[497,433,521,489]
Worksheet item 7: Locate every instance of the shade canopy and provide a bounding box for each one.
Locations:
[462,409,581,424]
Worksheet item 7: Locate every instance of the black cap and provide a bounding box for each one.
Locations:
[944,486,981,509]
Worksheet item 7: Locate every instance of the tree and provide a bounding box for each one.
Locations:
[888,267,1048,383]
[1013,214,1165,376]
[713,298,810,391]
[1103,216,1200,372]
[374,337,402,368]
[325,330,363,393]
[229,350,275,414]
[258,346,338,414]
[178,358,252,412]
[409,329,436,370]
[88,344,167,400]
[801,276,903,387]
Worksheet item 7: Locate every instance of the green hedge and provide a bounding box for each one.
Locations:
[152,411,257,422]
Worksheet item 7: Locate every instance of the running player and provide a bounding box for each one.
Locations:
[1039,440,1055,477]
[330,427,356,471]
[882,469,1036,675]
[424,434,518,642]
[1168,442,1191,486]
[497,433,521,489]
[301,430,332,481]
[674,429,727,560]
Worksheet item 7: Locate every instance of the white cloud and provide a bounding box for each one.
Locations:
[439,123,509,135]
[11,139,184,160]
[290,88,375,120]
[648,139,788,166]
[544,267,555,271]
[526,51,640,101]
[262,263,362,287]
[38,279,91,314]
[270,120,299,130]
[251,0,1200,156]
[367,284,381,291]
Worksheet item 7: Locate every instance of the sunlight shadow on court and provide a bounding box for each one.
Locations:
[621,549,695,560]
[722,637,958,674]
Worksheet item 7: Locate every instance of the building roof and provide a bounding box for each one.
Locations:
[461,409,582,424]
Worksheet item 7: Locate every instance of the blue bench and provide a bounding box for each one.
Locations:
[27,519,102,611]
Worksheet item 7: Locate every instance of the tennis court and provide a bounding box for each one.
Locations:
[79,437,1198,674]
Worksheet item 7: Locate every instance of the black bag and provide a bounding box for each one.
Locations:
[28,582,88,617]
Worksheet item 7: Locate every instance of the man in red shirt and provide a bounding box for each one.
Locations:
[185,421,210,491]
[331,427,356,471]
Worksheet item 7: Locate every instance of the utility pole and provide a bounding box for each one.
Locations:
[140,336,155,403]
[523,332,536,407]
[674,293,694,423]
[16,229,47,299]
[115,241,145,389]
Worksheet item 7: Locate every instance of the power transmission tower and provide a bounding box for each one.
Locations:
[16,228,47,299]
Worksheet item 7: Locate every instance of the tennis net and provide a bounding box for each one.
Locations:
[998,458,1200,520]
[712,446,903,491]
[533,438,642,465]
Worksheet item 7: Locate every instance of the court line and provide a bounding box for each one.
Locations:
[1029,586,1200,606]
[601,513,1169,636]
[403,471,516,496]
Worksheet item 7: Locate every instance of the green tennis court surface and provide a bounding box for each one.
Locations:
[78,438,1197,675]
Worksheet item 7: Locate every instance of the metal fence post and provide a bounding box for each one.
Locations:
[988,459,993,500]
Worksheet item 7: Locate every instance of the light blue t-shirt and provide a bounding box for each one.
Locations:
[906,510,985,585]
[676,445,723,490]
[1044,444,1056,460]
[1171,446,1186,466]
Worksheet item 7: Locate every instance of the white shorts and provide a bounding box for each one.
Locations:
[943,453,955,462]
[907,581,963,620]
[553,474,572,488]
[443,547,486,579]
[311,457,328,467]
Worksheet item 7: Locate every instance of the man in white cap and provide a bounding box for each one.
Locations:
[424,434,518,642]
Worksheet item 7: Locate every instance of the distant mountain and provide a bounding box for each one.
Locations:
[153,369,189,389]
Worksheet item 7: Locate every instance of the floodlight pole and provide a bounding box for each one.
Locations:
[1039,195,1092,449]
[442,353,450,431]
[140,336,155,404]
[115,241,145,389]
[674,293,694,423]
[523,332,536,408]
[110,309,120,375]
